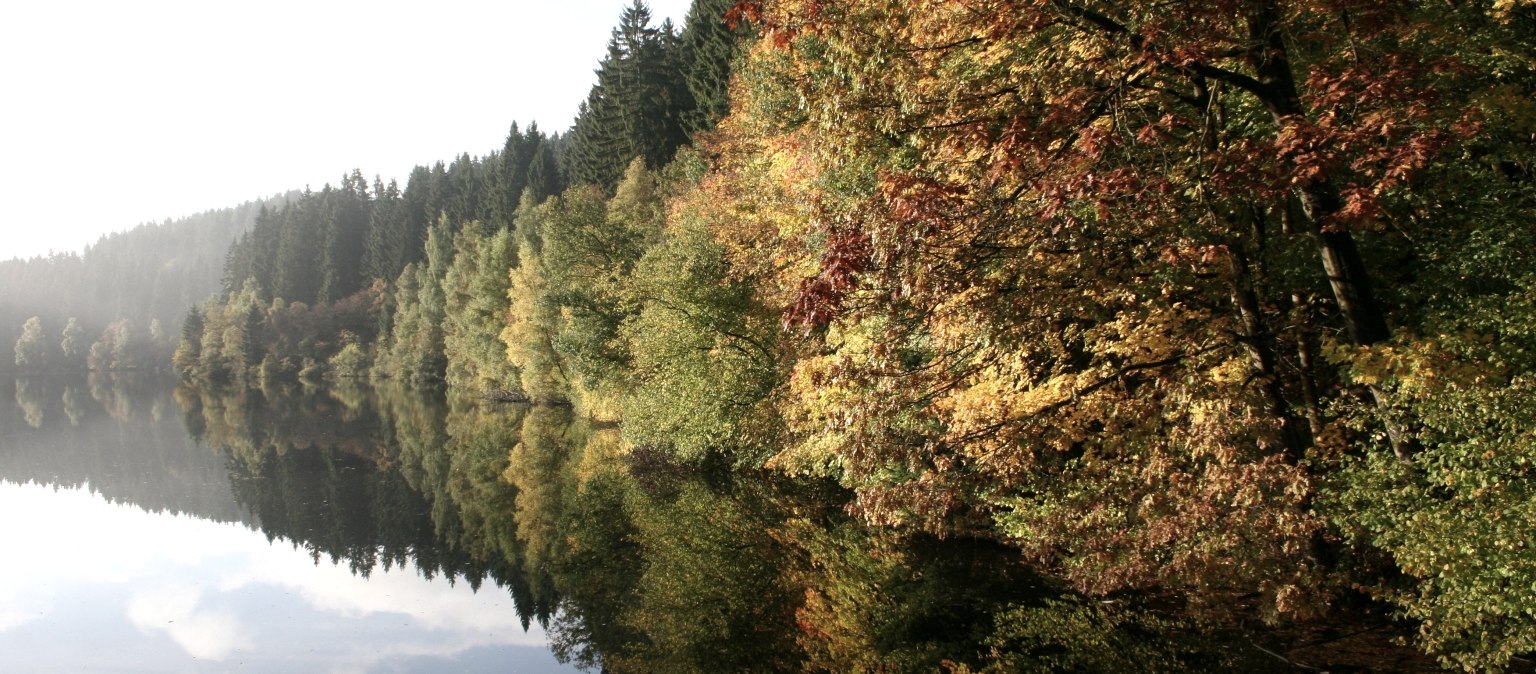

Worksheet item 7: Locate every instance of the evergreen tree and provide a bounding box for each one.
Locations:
[566,2,694,191]
[401,164,442,267]
[173,306,204,376]
[488,122,565,227]
[317,171,372,304]
[222,229,257,297]
[526,133,565,204]
[364,178,410,283]
[678,0,753,135]
[274,190,323,303]
[444,153,482,227]
[373,220,453,384]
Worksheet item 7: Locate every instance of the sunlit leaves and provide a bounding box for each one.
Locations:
[710,0,1536,626]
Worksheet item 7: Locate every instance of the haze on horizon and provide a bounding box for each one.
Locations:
[0,0,692,261]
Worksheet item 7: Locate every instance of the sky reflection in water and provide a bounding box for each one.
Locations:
[0,480,573,673]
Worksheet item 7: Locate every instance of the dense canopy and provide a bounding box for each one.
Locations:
[9,0,1536,669]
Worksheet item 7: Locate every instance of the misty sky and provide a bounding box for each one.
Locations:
[0,0,693,261]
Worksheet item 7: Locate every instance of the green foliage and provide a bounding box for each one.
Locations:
[68,319,164,373]
[59,318,86,370]
[144,1,1536,668]
[1329,342,1536,671]
[500,166,658,412]
[566,2,695,191]
[678,0,754,135]
[373,234,450,386]
[540,172,646,398]
[949,598,1274,674]
[326,332,369,379]
[619,194,780,462]
[502,205,570,402]
[13,316,51,371]
[172,307,203,378]
[180,277,383,384]
[0,196,276,372]
[442,222,519,396]
[604,479,803,673]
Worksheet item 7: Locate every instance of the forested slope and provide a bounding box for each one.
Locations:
[1,194,291,373]
[165,0,1536,669]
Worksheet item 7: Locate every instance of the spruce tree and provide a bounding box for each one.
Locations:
[679,0,753,135]
[566,2,694,191]
[364,178,409,283]
[526,135,564,204]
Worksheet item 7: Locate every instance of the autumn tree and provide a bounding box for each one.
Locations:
[501,164,655,414]
[502,195,571,403]
[13,316,51,371]
[172,306,203,377]
[442,221,520,396]
[711,0,1536,635]
[59,317,86,370]
[619,151,783,463]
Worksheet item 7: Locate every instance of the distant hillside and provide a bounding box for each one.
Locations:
[0,193,296,373]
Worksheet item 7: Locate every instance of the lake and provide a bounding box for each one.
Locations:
[1,375,1402,672]
[0,375,572,673]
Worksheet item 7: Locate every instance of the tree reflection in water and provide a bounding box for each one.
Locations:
[8,376,1416,671]
[162,381,1297,673]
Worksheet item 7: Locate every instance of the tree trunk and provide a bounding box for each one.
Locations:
[1246,2,1392,348]
[1226,245,1311,464]
[1247,2,1412,459]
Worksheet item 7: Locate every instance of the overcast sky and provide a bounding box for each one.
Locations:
[0,0,694,261]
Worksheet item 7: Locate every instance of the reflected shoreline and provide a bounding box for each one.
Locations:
[0,376,1436,673]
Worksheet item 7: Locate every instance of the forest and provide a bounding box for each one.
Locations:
[9,0,1536,670]
[2,193,294,374]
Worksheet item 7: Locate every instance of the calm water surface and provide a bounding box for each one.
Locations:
[1,375,1320,673]
[0,376,575,673]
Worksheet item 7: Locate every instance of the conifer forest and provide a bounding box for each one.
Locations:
[7,0,1536,670]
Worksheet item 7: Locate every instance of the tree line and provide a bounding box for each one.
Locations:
[166,0,1536,668]
[3,196,293,375]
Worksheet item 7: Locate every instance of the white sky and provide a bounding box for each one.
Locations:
[0,0,694,260]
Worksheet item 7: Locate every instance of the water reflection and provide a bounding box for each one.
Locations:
[0,377,570,673]
[1,376,1289,673]
[0,481,557,672]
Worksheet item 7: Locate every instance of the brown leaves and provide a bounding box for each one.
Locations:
[725,0,764,30]
[783,227,872,332]
[706,0,1525,627]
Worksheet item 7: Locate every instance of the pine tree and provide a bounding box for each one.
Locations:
[275,190,323,304]
[526,133,565,203]
[317,171,372,304]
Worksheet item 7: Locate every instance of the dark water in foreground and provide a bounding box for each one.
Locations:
[1,374,1364,673]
